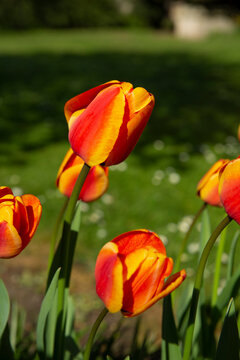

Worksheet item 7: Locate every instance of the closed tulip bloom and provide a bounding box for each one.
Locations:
[56,148,109,202]
[0,186,42,258]
[66,80,155,167]
[95,230,186,317]
[197,159,229,207]
[219,157,240,224]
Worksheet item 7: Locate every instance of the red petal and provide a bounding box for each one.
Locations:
[64,80,120,122]
[95,242,123,313]
[112,230,166,256]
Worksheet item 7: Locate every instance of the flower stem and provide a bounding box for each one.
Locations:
[182,215,232,360]
[83,307,108,360]
[174,202,207,274]
[55,163,90,360]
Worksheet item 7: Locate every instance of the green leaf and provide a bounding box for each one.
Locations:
[45,289,58,359]
[36,268,61,356]
[215,266,240,314]
[227,230,240,280]
[162,295,182,360]
[0,279,10,339]
[199,207,211,258]
[71,202,81,233]
[215,298,239,360]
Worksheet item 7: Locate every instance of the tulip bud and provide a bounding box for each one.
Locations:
[0,186,42,258]
[95,230,186,317]
[56,148,109,202]
[197,159,229,207]
[65,81,155,167]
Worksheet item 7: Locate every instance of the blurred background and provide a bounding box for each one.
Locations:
[0,0,240,357]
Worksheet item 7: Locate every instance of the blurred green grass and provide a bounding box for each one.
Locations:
[0,28,240,271]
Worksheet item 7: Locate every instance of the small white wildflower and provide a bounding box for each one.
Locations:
[168,172,181,184]
[204,151,216,163]
[153,140,164,151]
[12,187,23,196]
[221,252,229,265]
[89,209,104,223]
[96,228,107,239]
[187,242,200,254]
[180,253,189,263]
[81,203,89,212]
[101,194,114,205]
[186,268,195,277]
[167,223,178,233]
[159,234,168,245]
[179,152,190,162]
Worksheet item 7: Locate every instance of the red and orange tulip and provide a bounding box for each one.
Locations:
[95,230,186,317]
[196,159,229,207]
[56,148,109,202]
[0,186,42,258]
[219,157,240,224]
[65,81,155,167]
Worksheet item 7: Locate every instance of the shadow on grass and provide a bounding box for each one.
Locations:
[0,51,239,166]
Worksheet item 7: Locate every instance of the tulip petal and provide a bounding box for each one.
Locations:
[198,173,222,206]
[112,230,166,256]
[122,252,167,315]
[64,80,120,122]
[123,269,186,318]
[57,164,84,198]
[14,196,29,237]
[105,89,154,166]
[0,221,22,258]
[21,195,42,248]
[80,165,109,202]
[95,242,123,313]
[197,159,229,206]
[69,85,125,166]
[0,187,13,198]
[219,158,240,224]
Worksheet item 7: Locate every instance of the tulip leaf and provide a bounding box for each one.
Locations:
[215,298,240,360]
[0,279,10,339]
[36,268,60,356]
[162,295,182,360]
[199,207,211,258]
[215,266,240,314]
[227,230,240,280]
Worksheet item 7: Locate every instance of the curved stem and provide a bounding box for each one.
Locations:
[47,197,69,274]
[211,226,227,307]
[182,215,232,360]
[83,307,108,360]
[174,202,207,274]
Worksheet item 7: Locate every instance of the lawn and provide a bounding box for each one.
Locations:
[1,27,240,274]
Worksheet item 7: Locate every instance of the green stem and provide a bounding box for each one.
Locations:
[47,197,69,275]
[174,202,207,274]
[83,308,108,360]
[56,163,90,360]
[182,215,232,360]
[211,226,227,307]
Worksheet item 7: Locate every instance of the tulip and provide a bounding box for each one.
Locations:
[196,159,229,207]
[0,186,42,258]
[95,230,186,317]
[219,157,240,224]
[65,80,155,167]
[56,148,109,202]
